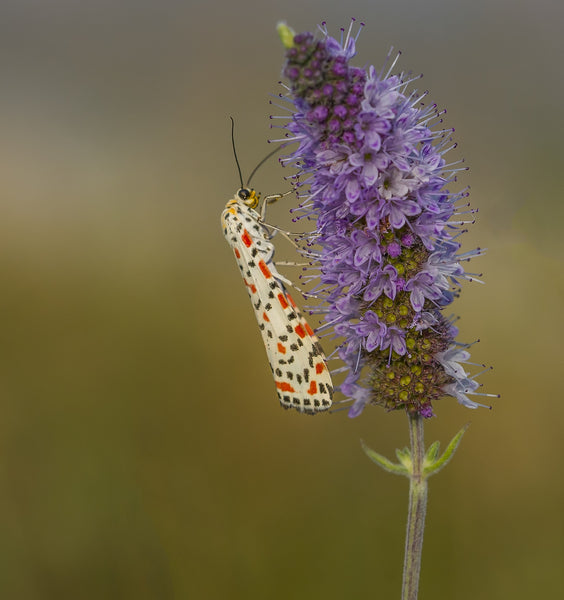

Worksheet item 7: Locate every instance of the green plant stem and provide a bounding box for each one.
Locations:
[402,413,428,600]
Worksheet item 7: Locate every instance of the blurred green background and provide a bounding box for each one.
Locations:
[0,1,562,598]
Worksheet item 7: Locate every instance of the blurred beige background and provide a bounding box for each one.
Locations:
[0,1,562,598]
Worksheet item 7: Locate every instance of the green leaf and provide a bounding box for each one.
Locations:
[424,440,440,464]
[395,447,413,469]
[361,439,409,476]
[424,423,470,477]
[277,22,296,49]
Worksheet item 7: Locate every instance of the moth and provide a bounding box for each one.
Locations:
[221,185,333,414]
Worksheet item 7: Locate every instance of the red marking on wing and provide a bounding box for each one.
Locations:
[277,293,288,309]
[245,280,257,294]
[315,363,325,374]
[294,324,306,339]
[262,311,269,322]
[305,322,315,336]
[276,381,296,393]
[241,230,252,248]
[234,248,241,259]
[258,260,272,279]
[307,381,318,395]
[287,293,297,308]
[277,342,287,354]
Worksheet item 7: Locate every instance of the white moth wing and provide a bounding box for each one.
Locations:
[222,197,333,414]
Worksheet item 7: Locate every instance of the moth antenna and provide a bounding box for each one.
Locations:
[247,146,282,186]
[230,116,244,189]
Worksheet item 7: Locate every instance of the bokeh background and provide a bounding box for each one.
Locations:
[0,1,562,598]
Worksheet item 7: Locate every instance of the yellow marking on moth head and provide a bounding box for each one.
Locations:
[236,188,260,209]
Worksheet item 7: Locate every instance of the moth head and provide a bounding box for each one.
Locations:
[237,187,260,209]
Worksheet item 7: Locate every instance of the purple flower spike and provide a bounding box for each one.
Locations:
[278,22,493,418]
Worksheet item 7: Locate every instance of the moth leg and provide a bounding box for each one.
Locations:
[260,189,294,221]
